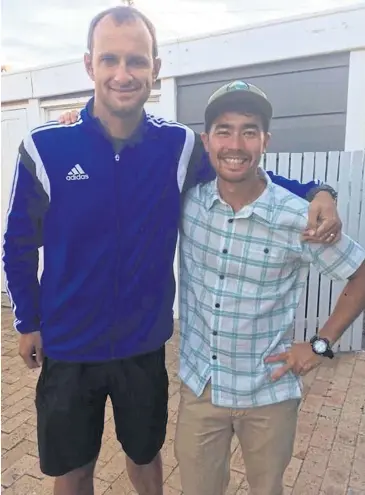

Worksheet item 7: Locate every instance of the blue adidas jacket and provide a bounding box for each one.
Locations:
[3,99,320,362]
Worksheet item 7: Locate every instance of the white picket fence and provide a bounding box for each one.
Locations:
[260,150,365,352]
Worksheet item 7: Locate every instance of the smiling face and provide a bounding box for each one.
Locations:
[201,112,270,184]
[84,15,161,118]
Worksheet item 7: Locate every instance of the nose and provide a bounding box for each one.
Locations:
[228,132,245,151]
[113,61,133,85]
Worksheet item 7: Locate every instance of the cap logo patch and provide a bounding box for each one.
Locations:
[228,81,249,91]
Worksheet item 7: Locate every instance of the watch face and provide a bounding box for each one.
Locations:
[313,340,327,354]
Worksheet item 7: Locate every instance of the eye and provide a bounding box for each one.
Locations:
[216,130,230,136]
[101,55,118,65]
[128,56,149,67]
[243,130,257,138]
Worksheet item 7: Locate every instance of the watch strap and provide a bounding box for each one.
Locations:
[306,184,338,203]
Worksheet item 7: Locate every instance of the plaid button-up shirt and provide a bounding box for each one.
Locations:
[179,171,365,408]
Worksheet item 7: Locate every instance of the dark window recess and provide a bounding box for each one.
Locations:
[152,79,161,90]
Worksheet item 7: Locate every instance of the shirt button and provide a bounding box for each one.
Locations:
[215,303,220,308]
[228,218,234,223]
[213,331,218,336]
[222,249,228,254]
[264,248,269,254]
[212,355,217,360]
[220,275,224,280]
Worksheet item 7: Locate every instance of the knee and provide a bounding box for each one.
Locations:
[58,458,96,482]
[126,451,162,467]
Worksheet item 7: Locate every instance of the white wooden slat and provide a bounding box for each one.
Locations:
[302,153,320,342]
[347,151,363,242]
[301,152,315,182]
[358,151,365,249]
[315,153,332,331]
[314,152,328,182]
[289,153,303,182]
[348,151,365,350]
[325,151,340,190]
[351,315,364,352]
[265,153,277,174]
[334,151,352,351]
[294,289,307,343]
[277,153,290,178]
[289,154,306,342]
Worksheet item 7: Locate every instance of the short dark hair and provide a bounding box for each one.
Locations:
[205,100,270,134]
[87,6,158,58]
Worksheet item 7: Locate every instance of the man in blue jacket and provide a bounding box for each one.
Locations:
[3,6,341,495]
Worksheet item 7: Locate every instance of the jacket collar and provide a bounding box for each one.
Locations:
[80,97,149,146]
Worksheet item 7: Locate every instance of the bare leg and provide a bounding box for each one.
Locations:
[126,452,163,495]
[53,459,96,495]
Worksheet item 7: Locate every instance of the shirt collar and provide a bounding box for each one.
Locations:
[204,168,276,224]
[81,97,149,145]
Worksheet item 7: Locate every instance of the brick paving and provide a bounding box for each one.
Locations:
[1,305,365,495]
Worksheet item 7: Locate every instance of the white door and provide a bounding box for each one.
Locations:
[1,108,29,292]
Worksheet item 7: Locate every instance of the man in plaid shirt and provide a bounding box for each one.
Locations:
[175,80,365,495]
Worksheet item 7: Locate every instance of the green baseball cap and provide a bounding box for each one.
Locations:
[204,80,273,131]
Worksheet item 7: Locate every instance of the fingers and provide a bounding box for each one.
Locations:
[314,219,341,243]
[19,348,40,369]
[305,206,318,237]
[70,110,79,124]
[62,113,73,125]
[271,363,292,381]
[58,110,79,125]
[35,346,44,367]
[302,223,341,244]
[264,352,288,363]
[58,113,69,124]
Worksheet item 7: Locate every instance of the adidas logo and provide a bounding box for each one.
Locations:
[66,164,89,181]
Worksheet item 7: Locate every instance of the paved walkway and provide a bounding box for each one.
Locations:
[2,306,365,494]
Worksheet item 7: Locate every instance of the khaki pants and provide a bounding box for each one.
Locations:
[175,383,299,495]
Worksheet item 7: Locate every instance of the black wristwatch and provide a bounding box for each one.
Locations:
[310,335,334,359]
[306,184,338,203]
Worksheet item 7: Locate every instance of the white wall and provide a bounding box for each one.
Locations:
[345,49,365,151]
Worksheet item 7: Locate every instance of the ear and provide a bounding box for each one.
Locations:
[84,52,94,81]
[152,57,161,82]
[200,132,209,153]
[263,132,271,152]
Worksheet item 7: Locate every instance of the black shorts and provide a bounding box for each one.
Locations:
[36,346,168,477]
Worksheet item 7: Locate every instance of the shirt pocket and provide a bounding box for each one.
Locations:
[239,244,287,294]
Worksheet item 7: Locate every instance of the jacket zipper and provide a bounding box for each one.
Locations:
[112,152,121,358]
